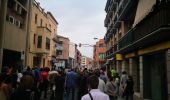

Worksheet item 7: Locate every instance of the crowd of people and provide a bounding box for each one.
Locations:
[0,65,134,100]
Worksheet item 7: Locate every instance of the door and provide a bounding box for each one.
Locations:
[150,53,167,100]
[43,58,45,68]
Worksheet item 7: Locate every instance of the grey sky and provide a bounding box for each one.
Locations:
[36,0,106,58]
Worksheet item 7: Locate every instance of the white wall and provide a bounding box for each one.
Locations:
[69,42,76,58]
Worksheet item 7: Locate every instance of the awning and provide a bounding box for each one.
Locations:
[133,0,156,27]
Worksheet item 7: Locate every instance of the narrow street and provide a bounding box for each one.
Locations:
[0,0,170,100]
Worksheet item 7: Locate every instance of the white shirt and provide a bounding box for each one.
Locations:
[81,89,110,100]
[17,73,23,83]
[98,78,106,92]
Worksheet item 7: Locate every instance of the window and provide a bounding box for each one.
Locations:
[40,19,43,26]
[46,37,50,50]
[15,20,21,28]
[99,43,104,48]
[37,36,42,48]
[33,34,36,44]
[45,23,47,27]
[35,14,37,24]
[9,16,14,24]
[99,53,105,59]
[56,51,62,55]
[17,6,22,15]
[54,29,55,33]
[49,24,51,30]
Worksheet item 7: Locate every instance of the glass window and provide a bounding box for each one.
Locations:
[99,43,105,48]
[9,16,14,24]
[99,53,105,59]
[35,14,37,24]
[33,34,36,44]
[46,37,50,50]
[37,36,42,48]
[40,19,43,26]
[49,24,51,30]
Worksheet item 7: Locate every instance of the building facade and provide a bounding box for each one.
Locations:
[81,56,93,69]
[47,12,58,67]
[68,42,76,68]
[75,48,82,68]
[27,0,58,68]
[55,35,69,69]
[0,0,30,70]
[104,0,170,99]
[93,39,106,68]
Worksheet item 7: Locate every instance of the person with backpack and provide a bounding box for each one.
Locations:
[123,75,134,100]
[81,75,110,100]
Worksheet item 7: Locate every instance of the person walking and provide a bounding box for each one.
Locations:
[10,75,38,100]
[0,73,9,100]
[106,76,118,100]
[120,71,128,97]
[81,75,110,100]
[55,70,65,100]
[39,68,49,99]
[123,75,134,100]
[65,69,77,100]
[77,70,88,100]
[95,70,106,93]
[100,71,107,84]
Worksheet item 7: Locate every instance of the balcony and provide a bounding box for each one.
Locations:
[116,5,170,54]
[56,55,64,59]
[113,43,118,52]
[120,0,138,19]
[113,0,138,28]
[104,13,110,27]
[37,26,51,34]
[56,46,63,50]
[52,33,57,42]
[105,0,112,12]
[118,29,134,50]
[134,6,170,41]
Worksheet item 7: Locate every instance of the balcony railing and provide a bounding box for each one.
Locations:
[56,46,63,50]
[118,29,134,50]
[113,43,118,52]
[56,55,64,59]
[116,5,170,52]
[134,6,170,41]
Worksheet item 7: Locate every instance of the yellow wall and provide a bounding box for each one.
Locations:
[4,22,27,51]
[47,13,58,58]
[27,2,58,67]
[138,41,170,55]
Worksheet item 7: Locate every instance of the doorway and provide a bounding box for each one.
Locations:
[149,52,167,100]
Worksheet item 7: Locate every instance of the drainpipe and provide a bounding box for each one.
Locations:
[25,0,33,67]
[0,0,8,72]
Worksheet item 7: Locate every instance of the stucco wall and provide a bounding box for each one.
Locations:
[4,22,26,51]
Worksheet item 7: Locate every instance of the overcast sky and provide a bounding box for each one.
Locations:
[36,0,106,58]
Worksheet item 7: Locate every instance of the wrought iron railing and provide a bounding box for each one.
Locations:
[134,6,170,41]
[118,29,134,50]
